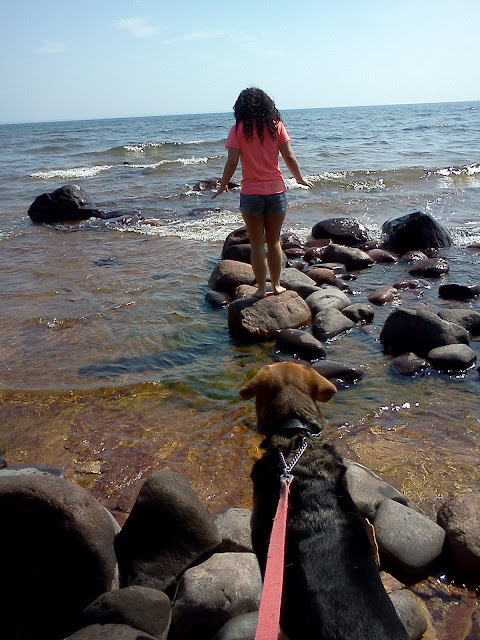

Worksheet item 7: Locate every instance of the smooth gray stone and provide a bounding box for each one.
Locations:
[437,491,480,577]
[374,500,445,573]
[426,343,477,371]
[212,508,253,552]
[389,590,428,640]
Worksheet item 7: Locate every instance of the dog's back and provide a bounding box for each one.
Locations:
[251,436,409,640]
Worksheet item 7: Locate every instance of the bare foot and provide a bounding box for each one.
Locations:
[252,288,267,299]
[272,285,286,295]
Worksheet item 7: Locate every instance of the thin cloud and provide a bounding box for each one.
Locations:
[36,40,68,54]
[114,17,160,38]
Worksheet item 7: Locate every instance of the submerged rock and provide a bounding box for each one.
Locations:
[408,257,449,278]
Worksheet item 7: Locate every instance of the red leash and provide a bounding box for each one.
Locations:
[254,476,291,640]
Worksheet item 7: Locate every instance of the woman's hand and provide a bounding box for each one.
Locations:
[297,177,315,189]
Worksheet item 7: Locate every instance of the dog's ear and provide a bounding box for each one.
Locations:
[239,367,271,399]
[308,368,337,402]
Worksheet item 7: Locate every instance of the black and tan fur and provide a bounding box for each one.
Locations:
[241,362,409,640]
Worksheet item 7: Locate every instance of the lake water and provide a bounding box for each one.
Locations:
[1,101,480,636]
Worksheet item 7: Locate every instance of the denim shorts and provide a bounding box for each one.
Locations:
[239,192,287,216]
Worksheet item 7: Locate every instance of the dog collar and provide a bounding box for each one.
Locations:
[274,418,321,437]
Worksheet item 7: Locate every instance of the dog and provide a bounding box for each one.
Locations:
[240,362,409,640]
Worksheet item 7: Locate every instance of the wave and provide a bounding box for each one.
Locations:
[28,156,220,180]
[104,139,221,155]
[431,162,480,177]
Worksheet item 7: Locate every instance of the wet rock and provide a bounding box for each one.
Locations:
[304,267,336,286]
[193,179,239,192]
[438,283,480,301]
[287,258,309,271]
[212,508,253,553]
[359,240,381,251]
[367,286,401,305]
[393,279,431,291]
[382,210,452,253]
[279,267,318,298]
[205,290,230,308]
[208,260,255,296]
[312,308,355,341]
[222,228,249,258]
[283,246,305,260]
[311,217,371,246]
[305,286,351,314]
[374,499,446,573]
[115,470,221,592]
[65,624,158,639]
[344,461,408,520]
[0,474,117,640]
[281,232,303,247]
[212,611,258,640]
[233,285,258,300]
[319,262,347,276]
[322,243,375,270]
[389,590,428,640]
[304,246,327,262]
[437,309,480,336]
[437,491,480,577]
[426,344,477,371]
[408,257,449,278]
[275,328,326,361]
[304,238,332,249]
[172,553,262,640]
[228,291,312,342]
[380,572,406,593]
[398,250,428,263]
[368,248,397,263]
[341,303,375,323]
[28,184,103,224]
[79,587,171,640]
[392,353,429,376]
[223,244,252,264]
[380,308,469,357]
[311,360,364,385]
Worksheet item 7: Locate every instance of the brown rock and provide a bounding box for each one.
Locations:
[437,491,480,576]
[208,260,255,296]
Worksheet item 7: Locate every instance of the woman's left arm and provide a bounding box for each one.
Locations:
[212,148,240,199]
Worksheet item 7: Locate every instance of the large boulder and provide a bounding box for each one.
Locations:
[437,491,480,577]
[382,210,452,253]
[380,308,469,357]
[0,474,117,640]
[221,227,249,258]
[115,470,221,592]
[28,184,103,223]
[208,260,255,296]
[172,553,262,640]
[228,291,312,342]
[305,286,351,314]
[311,218,371,246]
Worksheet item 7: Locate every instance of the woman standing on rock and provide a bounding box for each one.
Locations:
[212,87,314,298]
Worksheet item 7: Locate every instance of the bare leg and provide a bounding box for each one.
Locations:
[264,213,286,294]
[241,213,267,297]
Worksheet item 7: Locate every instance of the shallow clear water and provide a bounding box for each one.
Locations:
[1,102,480,637]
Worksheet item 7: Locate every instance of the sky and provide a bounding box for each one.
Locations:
[0,0,479,123]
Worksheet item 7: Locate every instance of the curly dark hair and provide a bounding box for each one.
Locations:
[233,87,282,143]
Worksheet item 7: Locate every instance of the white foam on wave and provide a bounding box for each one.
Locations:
[30,165,114,179]
[114,210,244,242]
[434,163,480,177]
[124,141,206,153]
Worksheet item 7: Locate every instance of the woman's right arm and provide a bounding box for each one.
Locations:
[279,141,314,188]
[212,148,240,199]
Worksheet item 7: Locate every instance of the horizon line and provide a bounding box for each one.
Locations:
[1,98,478,126]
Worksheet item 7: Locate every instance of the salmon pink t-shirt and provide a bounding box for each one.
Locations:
[226,121,290,195]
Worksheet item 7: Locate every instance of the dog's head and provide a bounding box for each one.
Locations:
[240,362,336,433]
